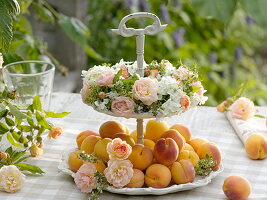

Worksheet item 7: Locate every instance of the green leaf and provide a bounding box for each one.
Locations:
[36,112,51,129]
[33,3,55,24]
[5,146,13,155]
[15,163,44,174]
[32,96,42,111]
[12,150,26,162]
[5,117,15,126]
[58,14,104,61]
[240,0,267,31]
[20,125,32,132]
[190,0,236,24]
[0,122,9,135]
[45,111,70,118]
[7,104,29,119]
[27,117,35,126]
[2,53,24,65]
[6,133,23,147]
[0,0,20,52]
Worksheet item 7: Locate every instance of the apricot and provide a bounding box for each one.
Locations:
[170,124,192,142]
[189,138,208,152]
[154,138,179,166]
[76,130,99,149]
[94,138,112,161]
[145,119,169,142]
[171,160,195,184]
[112,133,135,146]
[91,160,106,173]
[99,120,128,139]
[144,139,155,152]
[161,129,185,151]
[68,150,83,172]
[130,130,146,143]
[178,150,199,167]
[245,134,267,160]
[197,142,222,170]
[126,169,144,188]
[128,144,153,170]
[223,176,251,200]
[80,135,101,154]
[145,164,171,188]
[183,143,195,151]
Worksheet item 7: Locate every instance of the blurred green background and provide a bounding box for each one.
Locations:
[1,0,267,106]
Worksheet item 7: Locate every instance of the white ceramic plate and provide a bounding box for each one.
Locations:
[58,148,224,195]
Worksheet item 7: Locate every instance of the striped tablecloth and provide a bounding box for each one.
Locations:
[0,92,266,200]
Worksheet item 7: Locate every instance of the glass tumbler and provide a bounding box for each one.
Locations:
[2,60,55,110]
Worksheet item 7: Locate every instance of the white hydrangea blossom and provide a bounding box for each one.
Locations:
[160,99,182,115]
[158,76,180,98]
[127,61,147,76]
[106,91,119,100]
[94,99,109,111]
[163,60,176,76]
[190,94,208,106]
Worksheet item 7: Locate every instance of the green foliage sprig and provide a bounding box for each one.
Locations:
[195,154,217,176]
[0,90,70,149]
[0,147,44,174]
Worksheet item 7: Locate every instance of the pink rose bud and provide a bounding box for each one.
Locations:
[30,145,43,157]
[0,152,8,159]
[150,69,159,77]
[48,126,63,139]
[98,92,106,99]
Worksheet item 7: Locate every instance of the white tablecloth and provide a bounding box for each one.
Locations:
[0,92,267,200]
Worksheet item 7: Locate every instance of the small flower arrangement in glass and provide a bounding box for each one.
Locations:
[81,59,207,117]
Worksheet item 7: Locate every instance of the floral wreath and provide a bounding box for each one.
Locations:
[81,59,208,117]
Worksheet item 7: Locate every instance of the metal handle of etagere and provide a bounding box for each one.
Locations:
[112,12,167,144]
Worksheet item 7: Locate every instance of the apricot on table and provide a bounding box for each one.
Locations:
[76,130,99,149]
[171,160,195,184]
[112,133,135,146]
[183,143,195,151]
[178,149,199,167]
[128,144,153,170]
[189,138,208,153]
[94,138,112,161]
[145,119,169,142]
[126,169,145,188]
[143,139,155,152]
[197,142,222,170]
[145,164,171,188]
[80,135,101,154]
[99,120,128,139]
[170,124,192,142]
[161,129,185,151]
[68,150,83,172]
[154,138,179,166]
[245,134,267,160]
[223,176,251,200]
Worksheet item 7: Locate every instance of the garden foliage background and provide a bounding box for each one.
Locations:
[1,0,267,106]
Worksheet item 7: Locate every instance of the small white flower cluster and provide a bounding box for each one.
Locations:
[81,59,208,117]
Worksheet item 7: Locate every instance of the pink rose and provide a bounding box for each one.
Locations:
[97,70,115,86]
[74,163,97,193]
[190,81,205,96]
[180,95,191,112]
[175,66,193,80]
[145,69,159,78]
[133,78,158,105]
[47,126,63,139]
[104,159,133,188]
[111,96,135,115]
[81,81,90,103]
[107,138,132,160]
[117,65,129,79]
[230,97,255,120]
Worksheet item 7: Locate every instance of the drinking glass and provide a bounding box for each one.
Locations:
[2,60,55,110]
